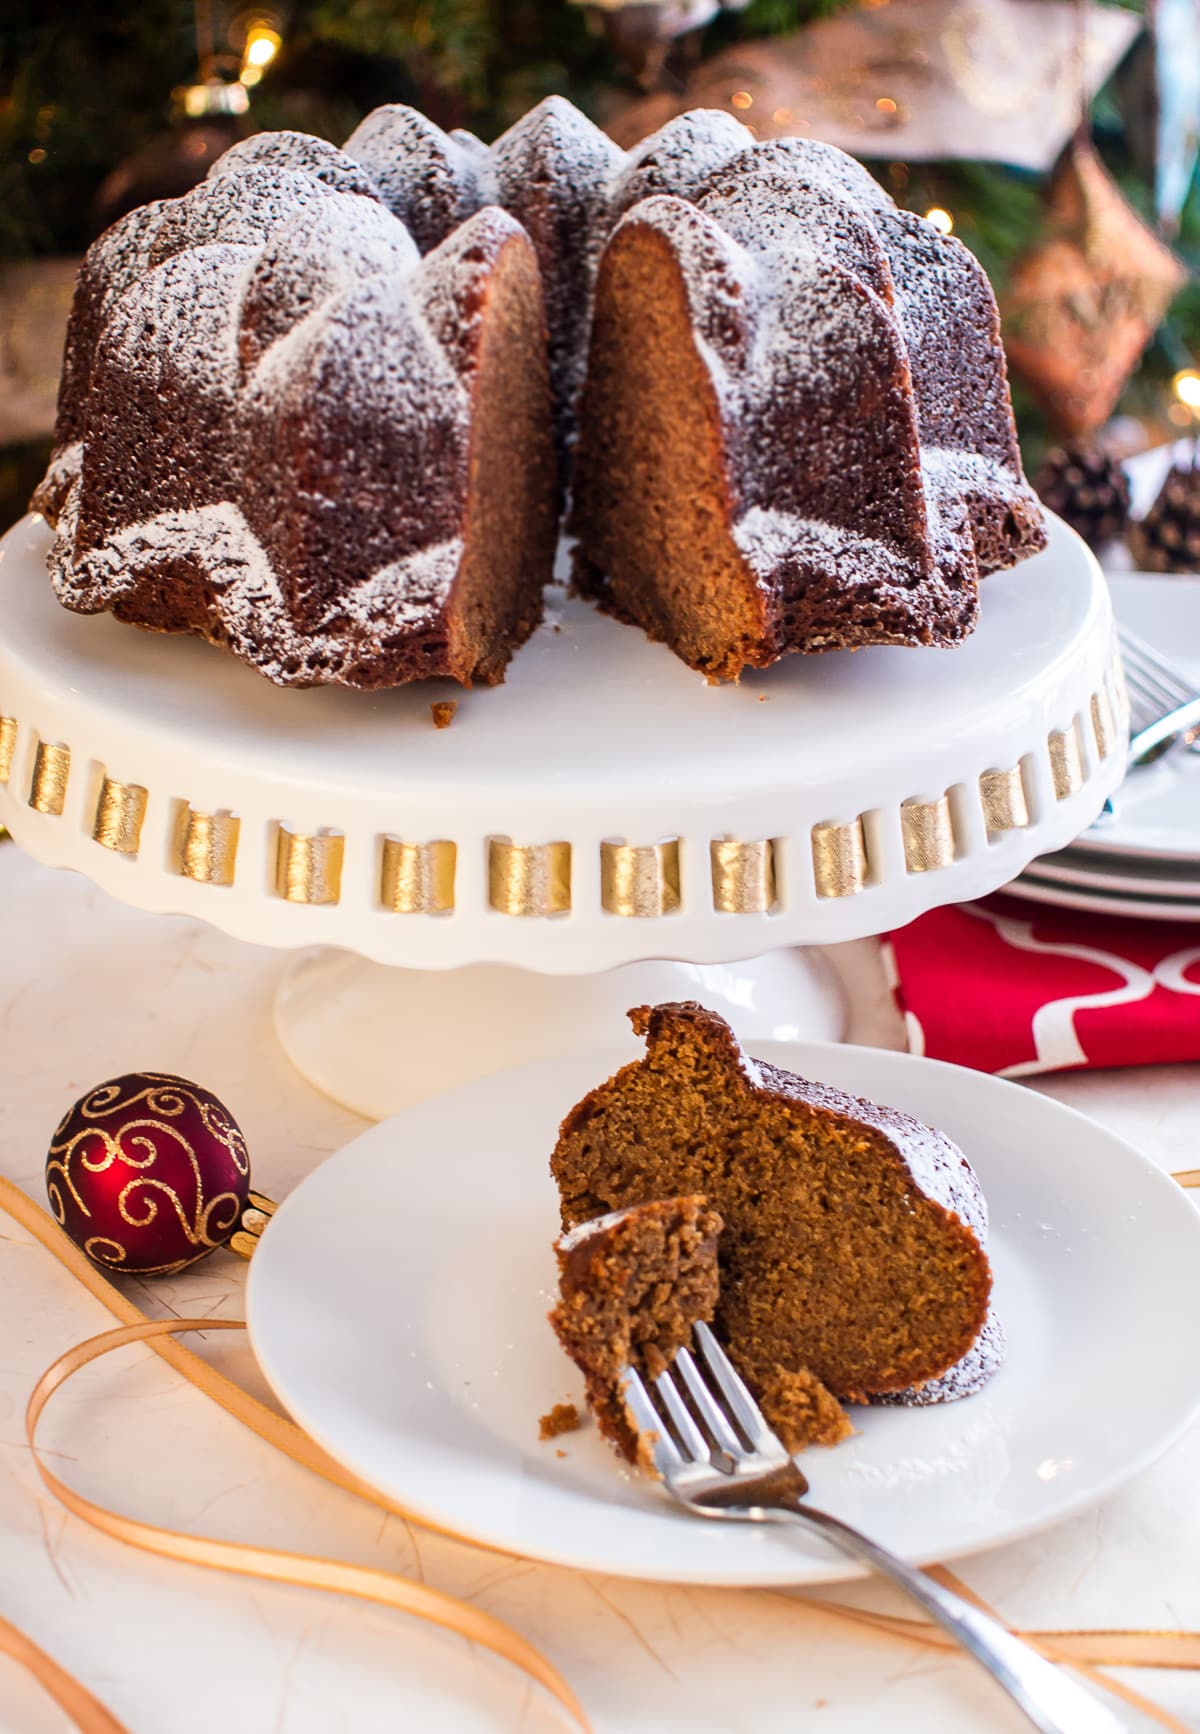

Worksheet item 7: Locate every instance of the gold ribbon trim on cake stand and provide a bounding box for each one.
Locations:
[601,840,680,917]
[1109,643,1132,733]
[2,1172,1198,1734]
[710,838,775,914]
[381,838,456,914]
[175,808,240,886]
[1090,688,1117,761]
[811,819,867,898]
[979,767,1030,833]
[0,716,17,784]
[1049,721,1085,799]
[29,740,70,815]
[901,797,955,873]
[489,839,571,916]
[92,777,148,855]
[277,827,344,905]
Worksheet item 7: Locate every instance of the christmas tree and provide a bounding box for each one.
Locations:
[1,0,1196,523]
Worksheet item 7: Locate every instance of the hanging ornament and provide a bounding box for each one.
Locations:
[1128,447,1200,571]
[1115,0,1200,236]
[1034,441,1132,548]
[91,7,283,234]
[46,1073,274,1276]
[605,0,1138,157]
[573,0,748,90]
[1002,139,1187,438]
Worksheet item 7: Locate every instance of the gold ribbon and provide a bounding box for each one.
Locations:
[0,1608,131,1734]
[4,1171,1200,1733]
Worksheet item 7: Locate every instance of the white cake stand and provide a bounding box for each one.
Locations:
[0,512,1124,1116]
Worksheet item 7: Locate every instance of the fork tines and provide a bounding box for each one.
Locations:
[1117,623,1198,734]
[622,1323,787,1478]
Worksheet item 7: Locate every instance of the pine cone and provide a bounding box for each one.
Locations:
[1128,454,1200,573]
[1034,443,1131,548]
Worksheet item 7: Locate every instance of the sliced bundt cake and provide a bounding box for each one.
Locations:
[551,1003,1002,1425]
[35,98,1045,689]
[40,161,555,689]
[549,1195,723,1462]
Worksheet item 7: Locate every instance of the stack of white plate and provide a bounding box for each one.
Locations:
[1007,557,1200,922]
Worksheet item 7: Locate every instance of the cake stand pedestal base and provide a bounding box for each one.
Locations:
[273,947,845,1120]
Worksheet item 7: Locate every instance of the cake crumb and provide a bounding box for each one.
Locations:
[555,1447,567,1458]
[539,1401,582,1440]
[431,700,457,729]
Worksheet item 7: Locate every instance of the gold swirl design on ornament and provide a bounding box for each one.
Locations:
[82,1235,198,1277]
[47,1091,246,1253]
[115,1176,239,1250]
[83,1236,129,1268]
[196,1099,251,1175]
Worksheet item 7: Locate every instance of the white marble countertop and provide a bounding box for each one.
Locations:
[2,844,1198,1734]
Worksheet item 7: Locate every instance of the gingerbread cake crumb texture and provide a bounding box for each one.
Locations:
[538,1401,583,1441]
[549,1195,722,1463]
[550,1002,1000,1458]
[36,98,1043,690]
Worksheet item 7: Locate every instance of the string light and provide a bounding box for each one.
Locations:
[730,90,753,110]
[1174,369,1200,410]
[925,206,954,235]
[875,96,898,115]
[243,25,281,68]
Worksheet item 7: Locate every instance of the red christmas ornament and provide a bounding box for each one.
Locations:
[46,1073,253,1275]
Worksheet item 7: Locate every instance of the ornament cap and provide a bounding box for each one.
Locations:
[228,1191,278,1261]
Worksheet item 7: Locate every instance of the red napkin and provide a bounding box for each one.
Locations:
[885,895,1200,1076]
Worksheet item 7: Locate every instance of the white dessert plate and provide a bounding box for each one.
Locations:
[1028,847,1200,899]
[246,1040,1200,1587]
[1004,874,1200,923]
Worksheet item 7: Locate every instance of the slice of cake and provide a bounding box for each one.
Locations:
[549,1196,722,1461]
[551,1003,1000,1443]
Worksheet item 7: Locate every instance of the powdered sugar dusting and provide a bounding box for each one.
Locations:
[344,104,492,252]
[50,491,461,687]
[43,97,1043,687]
[208,131,383,202]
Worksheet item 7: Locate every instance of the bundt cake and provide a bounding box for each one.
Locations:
[35,98,1045,689]
[549,1195,724,1462]
[550,1003,1003,1432]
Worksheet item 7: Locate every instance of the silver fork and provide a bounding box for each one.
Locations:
[1118,623,1200,760]
[624,1323,1129,1734]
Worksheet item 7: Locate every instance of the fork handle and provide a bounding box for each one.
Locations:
[770,1495,1130,1734]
